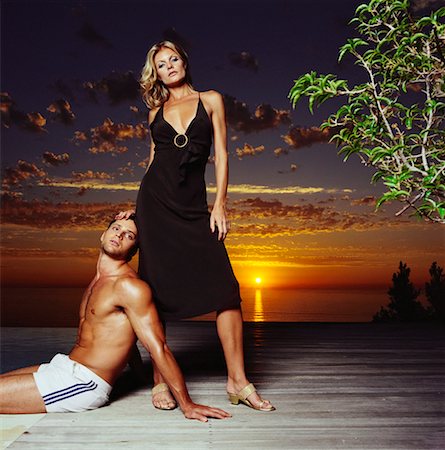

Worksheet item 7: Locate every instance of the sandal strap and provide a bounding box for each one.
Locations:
[152,383,170,395]
[238,383,257,401]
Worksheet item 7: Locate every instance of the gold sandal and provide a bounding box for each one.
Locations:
[152,383,177,410]
[228,383,275,411]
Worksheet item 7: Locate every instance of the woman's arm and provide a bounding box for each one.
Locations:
[206,91,229,241]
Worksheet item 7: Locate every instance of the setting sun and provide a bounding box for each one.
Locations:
[255,277,262,284]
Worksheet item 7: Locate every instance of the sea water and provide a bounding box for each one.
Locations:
[1,286,396,325]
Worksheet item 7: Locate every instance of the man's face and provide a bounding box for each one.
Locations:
[100,219,138,261]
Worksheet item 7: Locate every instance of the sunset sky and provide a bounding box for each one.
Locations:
[1,0,444,290]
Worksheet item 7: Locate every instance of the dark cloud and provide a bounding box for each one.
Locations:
[233,223,296,237]
[317,197,336,204]
[0,197,134,229]
[234,197,326,219]
[1,92,47,133]
[273,147,289,157]
[277,163,298,174]
[42,152,70,166]
[50,79,75,101]
[224,95,291,133]
[2,160,47,189]
[1,190,23,201]
[47,99,76,124]
[410,0,443,13]
[227,196,402,235]
[76,187,88,196]
[0,195,416,235]
[235,143,265,159]
[162,28,191,53]
[351,196,376,206]
[83,71,140,105]
[282,126,332,150]
[228,51,259,72]
[77,21,113,49]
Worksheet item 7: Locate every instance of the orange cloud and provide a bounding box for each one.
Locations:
[42,151,70,166]
[2,160,47,188]
[224,95,291,133]
[72,170,113,181]
[47,99,75,124]
[77,118,149,154]
[273,147,289,157]
[235,143,265,159]
[73,131,88,143]
[283,126,332,150]
[117,163,135,177]
[1,92,47,132]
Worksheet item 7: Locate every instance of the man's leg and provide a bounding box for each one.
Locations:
[0,365,40,377]
[0,368,46,413]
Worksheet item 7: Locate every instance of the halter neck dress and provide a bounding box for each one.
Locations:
[135,94,242,320]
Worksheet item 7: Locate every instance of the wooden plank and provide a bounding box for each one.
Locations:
[1,322,444,449]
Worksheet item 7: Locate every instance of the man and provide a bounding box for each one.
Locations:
[0,216,230,422]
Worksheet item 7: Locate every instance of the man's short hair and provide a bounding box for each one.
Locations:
[108,214,139,261]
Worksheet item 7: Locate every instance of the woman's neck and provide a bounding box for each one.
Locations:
[167,83,195,101]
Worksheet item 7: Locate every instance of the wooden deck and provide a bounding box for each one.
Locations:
[1,322,444,449]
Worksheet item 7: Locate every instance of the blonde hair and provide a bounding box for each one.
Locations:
[140,41,192,109]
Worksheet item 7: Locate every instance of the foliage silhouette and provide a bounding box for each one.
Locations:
[425,261,445,322]
[373,261,427,322]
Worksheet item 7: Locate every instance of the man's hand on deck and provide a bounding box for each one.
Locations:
[182,402,231,422]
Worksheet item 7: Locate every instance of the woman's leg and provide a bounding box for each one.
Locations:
[216,307,274,409]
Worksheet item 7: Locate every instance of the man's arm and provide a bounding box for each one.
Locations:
[116,278,231,422]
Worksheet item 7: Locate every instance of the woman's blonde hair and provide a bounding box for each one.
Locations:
[140,41,192,109]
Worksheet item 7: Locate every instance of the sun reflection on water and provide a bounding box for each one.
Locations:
[253,288,264,322]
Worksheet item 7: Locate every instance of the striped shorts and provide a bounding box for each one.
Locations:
[33,354,112,413]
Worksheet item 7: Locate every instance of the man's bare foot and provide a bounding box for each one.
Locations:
[152,383,177,410]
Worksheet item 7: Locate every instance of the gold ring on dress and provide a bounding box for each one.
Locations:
[173,134,188,148]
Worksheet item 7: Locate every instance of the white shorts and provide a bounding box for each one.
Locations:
[33,353,112,413]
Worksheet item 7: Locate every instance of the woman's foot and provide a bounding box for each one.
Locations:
[152,383,177,410]
[227,381,275,411]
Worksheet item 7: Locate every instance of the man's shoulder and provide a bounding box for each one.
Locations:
[114,275,152,302]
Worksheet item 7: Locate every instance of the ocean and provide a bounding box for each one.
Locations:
[0,286,396,325]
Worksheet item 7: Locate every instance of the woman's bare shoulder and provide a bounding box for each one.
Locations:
[200,90,224,112]
[201,90,223,102]
[148,106,161,125]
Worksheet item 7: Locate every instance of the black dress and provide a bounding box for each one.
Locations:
[135,95,242,320]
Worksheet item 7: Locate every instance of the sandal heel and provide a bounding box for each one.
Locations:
[228,393,240,405]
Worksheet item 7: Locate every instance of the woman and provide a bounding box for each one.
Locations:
[117,40,275,412]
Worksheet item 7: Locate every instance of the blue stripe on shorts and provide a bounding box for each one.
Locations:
[42,380,98,406]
